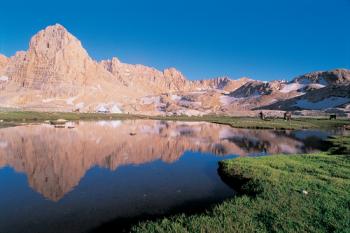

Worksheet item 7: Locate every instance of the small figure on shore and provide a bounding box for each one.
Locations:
[284,112,292,121]
[259,111,265,120]
[329,114,337,120]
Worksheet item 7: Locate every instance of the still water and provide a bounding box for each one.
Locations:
[0,120,342,233]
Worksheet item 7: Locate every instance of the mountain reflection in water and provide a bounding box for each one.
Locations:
[0,120,324,201]
[0,120,338,233]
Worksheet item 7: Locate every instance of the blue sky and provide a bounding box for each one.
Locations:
[0,0,349,81]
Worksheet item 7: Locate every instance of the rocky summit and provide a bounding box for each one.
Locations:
[0,24,349,116]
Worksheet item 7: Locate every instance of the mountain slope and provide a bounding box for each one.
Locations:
[1,25,148,111]
[259,84,350,111]
[0,24,349,115]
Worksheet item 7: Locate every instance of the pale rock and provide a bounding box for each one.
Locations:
[0,24,349,116]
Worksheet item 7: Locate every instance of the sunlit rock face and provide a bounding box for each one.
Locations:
[0,24,145,111]
[292,69,350,85]
[99,58,192,94]
[0,54,8,74]
[6,24,95,95]
[0,23,349,115]
[0,24,253,113]
[0,120,308,201]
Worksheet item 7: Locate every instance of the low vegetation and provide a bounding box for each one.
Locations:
[328,136,350,155]
[0,111,348,130]
[206,116,349,130]
[1,110,349,232]
[132,137,350,233]
[0,111,141,122]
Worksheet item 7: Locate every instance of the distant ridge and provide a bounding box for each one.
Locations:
[0,24,349,116]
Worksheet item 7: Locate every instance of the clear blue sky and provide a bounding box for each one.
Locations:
[0,0,349,81]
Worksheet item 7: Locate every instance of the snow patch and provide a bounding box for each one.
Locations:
[96,105,109,113]
[75,102,85,109]
[96,103,123,113]
[280,83,305,93]
[110,105,122,113]
[308,83,326,89]
[171,95,181,101]
[66,96,78,105]
[294,97,350,110]
[0,76,8,82]
[220,96,240,105]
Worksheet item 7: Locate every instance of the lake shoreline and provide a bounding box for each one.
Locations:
[0,111,349,130]
[1,113,349,232]
[131,136,350,233]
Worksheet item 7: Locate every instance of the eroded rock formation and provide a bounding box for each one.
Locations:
[0,24,349,115]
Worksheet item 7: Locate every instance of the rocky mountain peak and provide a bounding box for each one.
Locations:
[0,54,8,75]
[292,69,350,85]
[111,57,121,64]
[229,80,284,98]
[1,23,349,115]
[28,24,89,59]
[100,57,122,74]
[163,67,187,82]
[0,54,8,61]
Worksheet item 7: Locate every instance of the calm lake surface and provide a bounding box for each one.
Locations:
[0,120,344,233]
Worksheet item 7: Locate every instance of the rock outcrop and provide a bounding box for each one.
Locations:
[229,80,285,98]
[292,69,350,85]
[0,24,148,111]
[0,24,349,115]
[192,76,252,92]
[0,54,8,75]
[100,58,191,94]
[261,84,350,111]
[6,24,96,95]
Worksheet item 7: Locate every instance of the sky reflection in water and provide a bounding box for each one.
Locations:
[0,120,341,233]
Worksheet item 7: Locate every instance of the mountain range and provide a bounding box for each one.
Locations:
[0,24,349,116]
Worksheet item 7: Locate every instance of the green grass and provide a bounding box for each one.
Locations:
[1,110,349,232]
[209,117,349,130]
[2,111,348,130]
[132,137,350,233]
[328,136,350,155]
[0,111,142,122]
[0,111,348,130]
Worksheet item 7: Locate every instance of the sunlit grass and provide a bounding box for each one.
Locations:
[0,111,349,130]
[132,137,350,233]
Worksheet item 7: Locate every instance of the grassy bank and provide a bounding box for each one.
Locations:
[132,137,350,233]
[0,111,349,130]
[206,116,348,130]
[0,111,142,122]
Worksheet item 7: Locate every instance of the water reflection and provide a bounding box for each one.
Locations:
[0,120,342,233]
[0,120,328,202]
